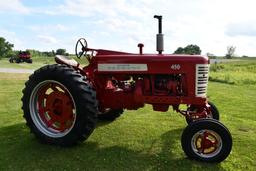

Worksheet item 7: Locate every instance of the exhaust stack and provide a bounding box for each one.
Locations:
[154,15,164,54]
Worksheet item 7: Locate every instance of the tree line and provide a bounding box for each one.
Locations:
[0,36,238,58]
[0,37,69,59]
[173,44,237,59]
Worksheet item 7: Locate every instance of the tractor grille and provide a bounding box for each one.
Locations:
[195,64,209,97]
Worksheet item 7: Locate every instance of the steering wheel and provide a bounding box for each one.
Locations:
[75,38,88,59]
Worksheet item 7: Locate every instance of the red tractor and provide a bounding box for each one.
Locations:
[9,51,32,63]
[22,16,232,162]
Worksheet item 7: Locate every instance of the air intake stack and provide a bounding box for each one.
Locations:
[154,15,164,54]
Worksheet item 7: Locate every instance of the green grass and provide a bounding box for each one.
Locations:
[0,61,256,170]
[210,60,256,85]
[0,57,55,69]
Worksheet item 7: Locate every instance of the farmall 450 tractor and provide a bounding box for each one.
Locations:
[22,16,232,162]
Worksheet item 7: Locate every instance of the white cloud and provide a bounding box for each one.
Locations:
[57,0,151,18]
[226,22,256,37]
[37,35,58,44]
[28,24,69,33]
[0,0,30,14]
[0,28,24,50]
[56,24,69,31]
[55,0,256,55]
[2,0,256,56]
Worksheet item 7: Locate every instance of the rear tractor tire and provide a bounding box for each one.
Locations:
[97,109,124,121]
[181,119,232,162]
[15,58,21,63]
[22,64,98,146]
[9,57,14,63]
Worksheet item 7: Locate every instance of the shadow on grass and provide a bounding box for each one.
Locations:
[0,123,227,171]
[96,120,114,128]
[209,77,235,85]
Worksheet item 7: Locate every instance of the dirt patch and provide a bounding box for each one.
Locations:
[0,68,34,74]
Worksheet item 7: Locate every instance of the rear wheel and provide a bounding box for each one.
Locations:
[22,64,98,146]
[98,109,124,121]
[9,57,14,63]
[181,119,232,162]
[15,58,21,63]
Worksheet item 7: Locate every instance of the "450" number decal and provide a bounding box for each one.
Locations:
[171,64,181,70]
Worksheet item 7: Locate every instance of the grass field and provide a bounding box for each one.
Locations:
[0,56,87,70]
[210,60,256,85]
[0,59,256,170]
[0,57,55,69]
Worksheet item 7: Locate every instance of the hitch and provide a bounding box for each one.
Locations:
[154,15,164,54]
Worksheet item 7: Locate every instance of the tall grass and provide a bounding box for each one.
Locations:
[209,60,256,85]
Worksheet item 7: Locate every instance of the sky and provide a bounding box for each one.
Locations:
[1,0,256,56]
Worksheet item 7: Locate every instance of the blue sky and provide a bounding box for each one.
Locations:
[1,0,256,56]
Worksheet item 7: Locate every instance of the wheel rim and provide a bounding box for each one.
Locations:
[191,129,222,158]
[29,80,76,138]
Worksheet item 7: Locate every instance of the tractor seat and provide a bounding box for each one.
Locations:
[55,55,79,67]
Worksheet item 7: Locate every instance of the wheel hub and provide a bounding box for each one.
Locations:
[192,130,222,158]
[196,131,218,154]
[30,81,76,136]
[45,91,73,126]
[52,98,63,116]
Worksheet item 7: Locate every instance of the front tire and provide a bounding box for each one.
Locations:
[181,119,232,162]
[22,64,98,146]
[186,101,220,124]
[26,58,32,63]
[207,101,219,120]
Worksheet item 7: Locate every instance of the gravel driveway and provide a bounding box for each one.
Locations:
[0,68,34,74]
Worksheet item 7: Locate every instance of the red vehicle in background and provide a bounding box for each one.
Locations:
[9,51,32,63]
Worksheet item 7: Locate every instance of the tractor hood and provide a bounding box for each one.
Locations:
[93,54,209,74]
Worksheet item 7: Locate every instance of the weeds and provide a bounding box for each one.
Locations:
[209,60,256,85]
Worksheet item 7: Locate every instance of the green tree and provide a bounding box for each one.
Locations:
[174,47,185,54]
[174,44,201,55]
[0,37,14,58]
[26,49,40,57]
[56,48,66,55]
[184,44,201,55]
[225,46,236,59]
[42,51,55,57]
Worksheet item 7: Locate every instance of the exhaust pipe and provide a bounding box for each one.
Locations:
[154,15,164,54]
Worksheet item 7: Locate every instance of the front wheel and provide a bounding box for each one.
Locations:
[181,119,232,162]
[22,64,98,146]
[26,58,32,63]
